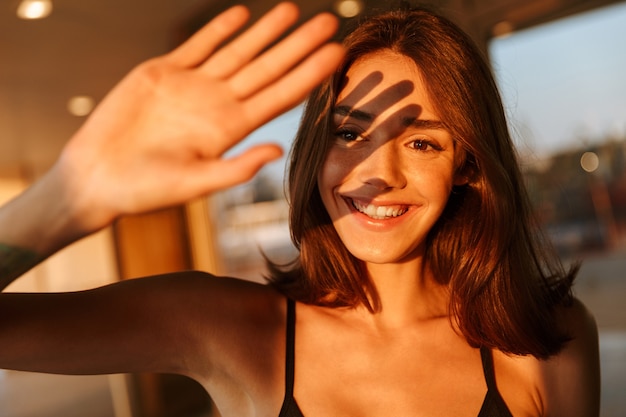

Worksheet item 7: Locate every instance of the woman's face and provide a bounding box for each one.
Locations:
[318,50,462,266]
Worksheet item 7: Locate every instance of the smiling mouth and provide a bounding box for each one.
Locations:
[350,199,408,220]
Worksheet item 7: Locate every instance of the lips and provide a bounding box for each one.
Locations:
[350,198,408,219]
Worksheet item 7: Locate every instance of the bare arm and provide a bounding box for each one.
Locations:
[540,299,601,417]
[0,2,343,287]
[0,272,282,378]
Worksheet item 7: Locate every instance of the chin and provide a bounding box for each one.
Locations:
[347,246,416,266]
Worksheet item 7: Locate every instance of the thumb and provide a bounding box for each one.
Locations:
[188,143,284,195]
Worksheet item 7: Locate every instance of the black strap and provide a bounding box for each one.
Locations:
[480,346,497,390]
[278,298,307,417]
[478,347,514,417]
[284,298,296,398]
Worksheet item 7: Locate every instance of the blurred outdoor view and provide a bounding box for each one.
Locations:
[211,2,626,415]
[489,4,626,415]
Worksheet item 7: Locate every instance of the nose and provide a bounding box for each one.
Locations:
[357,141,406,190]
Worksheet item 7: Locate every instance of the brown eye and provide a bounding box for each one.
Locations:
[411,139,430,151]
[335,129,361,142]
[409,139,442,152]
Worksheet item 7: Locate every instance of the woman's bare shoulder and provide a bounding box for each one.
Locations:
[494,298,600,417]
[134,271,289,402]
[187,272,289,410]
[539,298,600,416]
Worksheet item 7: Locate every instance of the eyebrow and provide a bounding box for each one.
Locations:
[333,105,373,122]
[333,105,446,130]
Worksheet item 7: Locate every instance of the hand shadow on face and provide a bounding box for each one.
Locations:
[328,70,424,207]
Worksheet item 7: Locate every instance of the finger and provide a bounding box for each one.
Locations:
[188,144,284,193]
[166,5,250,68]
[241,43,345,129]
[228,11,339,99]
[202,2,300,79]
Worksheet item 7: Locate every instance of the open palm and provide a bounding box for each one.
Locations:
[57,2,344,230]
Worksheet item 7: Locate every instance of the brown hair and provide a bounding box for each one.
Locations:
[267,6,576,358]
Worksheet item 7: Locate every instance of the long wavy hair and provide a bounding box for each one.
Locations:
[267,5,576,358]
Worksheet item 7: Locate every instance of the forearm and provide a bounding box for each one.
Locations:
[0,164,99,289]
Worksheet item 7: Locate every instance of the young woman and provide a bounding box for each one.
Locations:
[0,4,599,417]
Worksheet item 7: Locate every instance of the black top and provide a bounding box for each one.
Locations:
[278,298,514,417]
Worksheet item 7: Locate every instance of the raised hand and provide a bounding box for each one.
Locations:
[56,2,343,232]
[0,2,343,269]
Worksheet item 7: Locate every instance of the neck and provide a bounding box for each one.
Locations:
[362,258,450,329]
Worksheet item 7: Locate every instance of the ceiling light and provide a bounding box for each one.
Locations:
[67,96,95,117]
[333,0,363,19]
[17,0,53,20]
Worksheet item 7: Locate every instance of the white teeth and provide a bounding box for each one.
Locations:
[351,200,407,219]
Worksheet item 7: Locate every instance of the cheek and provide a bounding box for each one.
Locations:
[318,149,352,194]
[317,156,335,211]
[410,162,456,202]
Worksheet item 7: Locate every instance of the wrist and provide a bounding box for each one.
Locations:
[0,159,113,258]
[45,153,117,246]
[0,243,42,290]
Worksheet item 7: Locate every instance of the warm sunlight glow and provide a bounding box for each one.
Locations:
[16,0,53,20]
